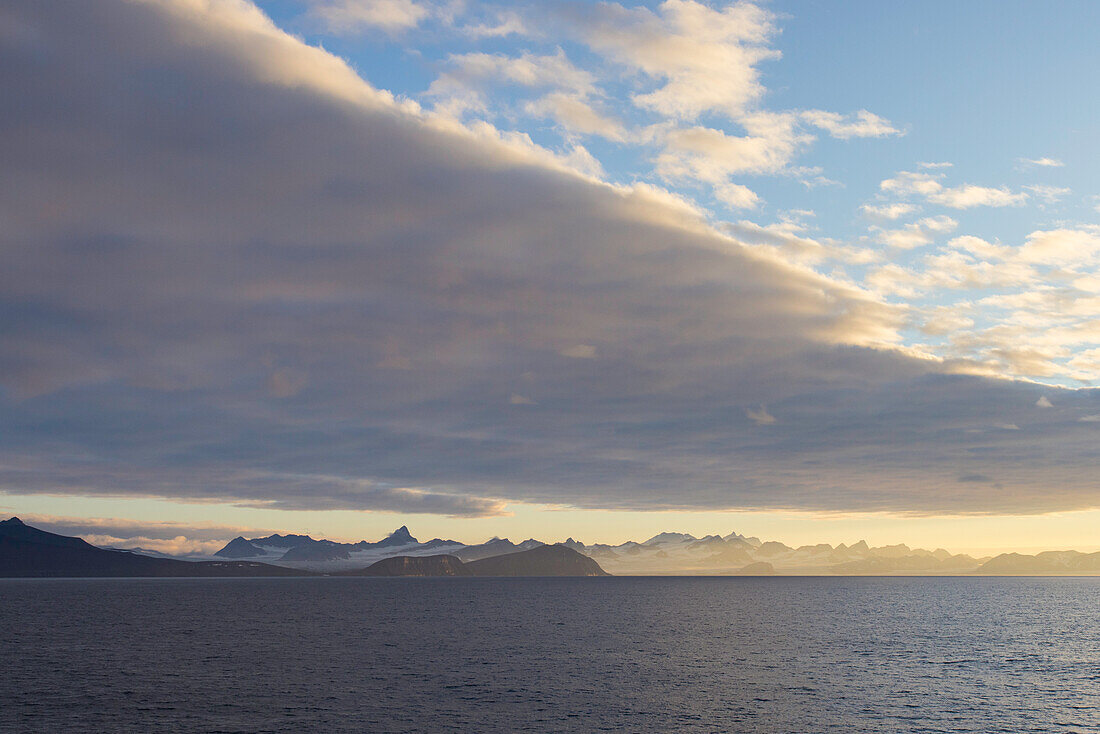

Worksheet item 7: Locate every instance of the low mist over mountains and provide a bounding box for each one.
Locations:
[343,546,608,578]
[7,516,1099,576]
[0,518,605,578]
[204,524,1100,576]
[569,532,998,576]
[0,517,305,578]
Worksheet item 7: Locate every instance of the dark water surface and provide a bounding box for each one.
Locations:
[2,577,1099,733]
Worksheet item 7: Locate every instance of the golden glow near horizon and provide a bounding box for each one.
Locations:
[4,493,1099,558]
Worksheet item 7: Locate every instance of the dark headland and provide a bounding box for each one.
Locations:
[0,517,309,578]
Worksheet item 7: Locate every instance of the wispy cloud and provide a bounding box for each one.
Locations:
[1018,157,1064,168]
[881,170,1027,209]
[801,109,903,139]
[746,405,777,425]
[308,0,430,34]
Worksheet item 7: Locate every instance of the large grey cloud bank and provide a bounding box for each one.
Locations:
[1,0,1098,517]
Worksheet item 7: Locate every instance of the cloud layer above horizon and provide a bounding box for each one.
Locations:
[1,0,1099,518]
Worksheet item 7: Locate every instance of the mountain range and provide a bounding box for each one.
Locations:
[211,526,1100,575]
[212,527,545,569]
[7,516,1099,576]
[343,546,608,578]
[0,518,607,578]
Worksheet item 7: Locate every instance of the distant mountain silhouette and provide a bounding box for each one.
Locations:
[215,536,267,558]
[359,525,418,548]
[979,550,1100,574]
[345,555,470,577]
[465,545,609,576]
[280,542,351,562]
[51,516,1100,577]
[339,545,609,577]
[832,554,981,574]
[213,525,420,562]
[0,516,90,550]
[705,545,755,568]
[453,537,543,562]
[643,531,697,546]
[420,538,463,550]
[246,533,316,550]
[0,518,310,578]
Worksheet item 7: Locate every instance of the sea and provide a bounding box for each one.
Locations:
[2,576,1098,733]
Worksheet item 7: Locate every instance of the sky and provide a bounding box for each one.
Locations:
[1,0,1099,555]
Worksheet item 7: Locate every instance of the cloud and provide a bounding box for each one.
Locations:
[928,184,1028,209]
[13,514,275,543]
[918,305,974,336]
[430,49,597,101]
[880,170,1027,209]
[414,1,902,216]
[860,202,917,221]
[714,182,760,209]
[525,93,627,141]
[651,113,812,205]
[1024,185,1071,204]
[461,10,526,39]
[1017,228,1100,266]
[874,216,957,250]
[948,235,1010,261]
[1,0,1099,518]
[309,0,429,34]
[560,345,597,359]
[1019,157,1064,168]
[1036,396,1053,408]
[268,367,308,398]
[881,171,944,197]
[724,219,827,264]
[746,405,776,425]
[6,513,298,554]
[656,117,809,180]
[891,228,1100,382]
[576,0,779,121]
[800,109,902,139]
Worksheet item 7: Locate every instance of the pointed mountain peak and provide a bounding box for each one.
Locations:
[388,525,415,541]
[214,536,265,558]
[2,516,25,525]
[367,525,418,547]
